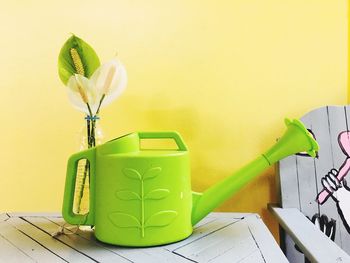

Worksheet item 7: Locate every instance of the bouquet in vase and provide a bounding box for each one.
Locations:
[58,35,127,215]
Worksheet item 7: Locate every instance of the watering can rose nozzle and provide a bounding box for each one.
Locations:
[191,118,319,226]
[284,118,318,157]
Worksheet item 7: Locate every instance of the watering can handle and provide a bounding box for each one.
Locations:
[62,148,96,226]
[138,131,188,151]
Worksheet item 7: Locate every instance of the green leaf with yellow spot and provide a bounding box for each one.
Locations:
[58,35,100,85]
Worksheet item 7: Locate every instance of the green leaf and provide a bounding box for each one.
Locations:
[116,190,140,200]
[123,168,141,180]
[145,210,177,228]
[58,34,100,85]
[143,167,162,180]
[145,189,169,200]
[109,212,141,228]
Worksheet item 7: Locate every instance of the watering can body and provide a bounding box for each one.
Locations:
[63,132,194,246]
[63,119,319,247]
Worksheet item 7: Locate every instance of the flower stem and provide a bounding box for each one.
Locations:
[89,94,105,147]
[91,119,96,147]
[96,94,106,115]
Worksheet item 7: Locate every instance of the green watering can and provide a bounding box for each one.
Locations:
[63,118,318,247]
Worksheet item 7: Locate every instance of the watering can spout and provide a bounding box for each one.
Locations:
[191,118,319,226]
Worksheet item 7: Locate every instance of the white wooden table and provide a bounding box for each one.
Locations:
[0,212,287,263]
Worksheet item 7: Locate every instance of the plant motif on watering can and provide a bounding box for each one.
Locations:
[108,166,178,237]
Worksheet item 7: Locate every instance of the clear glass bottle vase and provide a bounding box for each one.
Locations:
[73,115,104,216]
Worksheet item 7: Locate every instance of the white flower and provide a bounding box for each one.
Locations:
[66,59,127,115]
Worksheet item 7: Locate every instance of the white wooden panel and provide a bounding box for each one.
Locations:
[113,247,189,263]
[327,106,350,253]
[244,214,288,262]
[278,106,350,261]
[207,212,252,218]
[173,217,267,262]
[8,212,62,217]
[238,250,265,263]
[192,214,216,228]
[165,218,240,251]
[296,114,319,217]
[270,206,350,262]
[283,234,305,263]
[0,221,64,263]
[0,234,35,263]
[24,217,131,263]
[310,107,342,244]
[279,155,299,209]
[6,217,94,263]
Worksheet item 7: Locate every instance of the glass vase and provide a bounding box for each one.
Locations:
[73,115,104,216]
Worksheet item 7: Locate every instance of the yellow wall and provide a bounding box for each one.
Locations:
[0,0,347,240]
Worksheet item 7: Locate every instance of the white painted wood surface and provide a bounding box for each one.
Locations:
[269,206,350,263]
[0,212,287,263]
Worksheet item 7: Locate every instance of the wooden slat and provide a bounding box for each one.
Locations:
[192,215,217,229]
[207,212,251,218]
[327,106,350,253]
[310,106,342,244]
[0,220,64,262]
[24,217,131,263]
[279,155,299,209]
[6,217,95,263]
[0,233,35,263]
[165,218,241,252]
[341,105,350,254]
[8,212,62,217]
[244,214,288,262]
[269,205,350,262]
[237,250,265,263]
[172,217,265,262]
[283,234,304,263]
[112,246,190,263]
[296,114,319,217]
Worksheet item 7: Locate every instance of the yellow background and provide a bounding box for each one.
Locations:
[0,0,347,240]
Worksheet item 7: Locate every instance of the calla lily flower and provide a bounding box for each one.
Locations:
[66,59,127,115]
